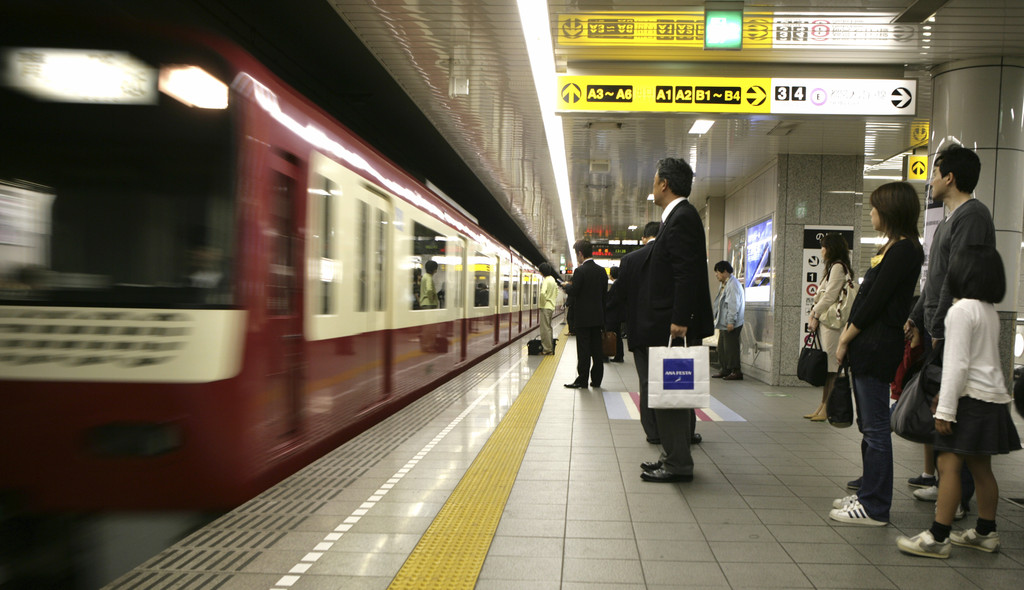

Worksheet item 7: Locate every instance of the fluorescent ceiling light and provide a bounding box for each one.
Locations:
[689,119,715,134]
[517,0,578,267]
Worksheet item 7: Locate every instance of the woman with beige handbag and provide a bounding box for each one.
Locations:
[805,233,855,420]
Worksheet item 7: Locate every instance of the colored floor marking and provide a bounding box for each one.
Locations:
[386,330,566,589]
[605,391,746,422]
[602,391,640,420]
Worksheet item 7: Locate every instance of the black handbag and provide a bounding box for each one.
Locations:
[827,363,854,428]
[797,332,828,387]
[890,341,943,442]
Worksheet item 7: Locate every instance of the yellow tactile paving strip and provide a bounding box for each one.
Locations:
[387,329,566,589]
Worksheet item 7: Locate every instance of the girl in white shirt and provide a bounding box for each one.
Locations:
[897,245,1021,559]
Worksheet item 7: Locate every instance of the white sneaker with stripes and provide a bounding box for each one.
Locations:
[832,494,858,509]
[950,528,1000,552]
[828,498,888,526]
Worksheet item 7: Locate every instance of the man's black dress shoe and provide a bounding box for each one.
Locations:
[712,371,728,378]
[641,461,662,472]
[690,433,702,445]
[590,382,602,388]
[646,438,661,445]
[564,382,587,389]
[610,358,624,363]
[640,468,693,483]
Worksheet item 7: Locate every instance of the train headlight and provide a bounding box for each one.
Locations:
[159,65,228,109]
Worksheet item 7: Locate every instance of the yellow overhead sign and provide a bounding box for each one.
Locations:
[910,121,929,146]
[907,155,929,181]
[557,12,772,48]
[557,75,771,114]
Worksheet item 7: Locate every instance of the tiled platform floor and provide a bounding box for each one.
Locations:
[112,325,1024,590]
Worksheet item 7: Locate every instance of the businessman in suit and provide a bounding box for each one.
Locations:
[639,157,715,483]
[607,221,661,443]
[563,239,608,389]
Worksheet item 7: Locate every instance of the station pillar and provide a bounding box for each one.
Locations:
[773,154,863,386]
[930,57,1024,376]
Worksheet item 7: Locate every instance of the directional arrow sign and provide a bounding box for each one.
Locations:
[746,85,766,106]
[561,83,582,104]
[906,155,929,181]
[891,87,913,108]
[561,18,584,39]
[772,78,916,115]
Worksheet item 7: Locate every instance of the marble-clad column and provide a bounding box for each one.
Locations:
[930,57,1024,379]
[773,154,863,386]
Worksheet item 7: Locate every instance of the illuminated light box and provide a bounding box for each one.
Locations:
[5,48,156,104]
[704,10,743,50]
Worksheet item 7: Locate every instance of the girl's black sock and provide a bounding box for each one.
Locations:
[929,521,951,542]
[976,518,996,536]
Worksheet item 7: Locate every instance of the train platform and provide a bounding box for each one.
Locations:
[109,326,1024,590]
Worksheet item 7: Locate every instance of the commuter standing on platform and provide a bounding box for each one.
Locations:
[538,263,558,355]
[896,245,1021,558]
[711,260,745,381]
[605,266,625,362]
[903,144,995,509]
[562,240,608,389]
[805,233,854,421]
[639,157,714,483]
[607,221,661,444]
[831,182,923,525]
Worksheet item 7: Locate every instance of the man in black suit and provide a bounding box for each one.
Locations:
[607,221,661,443]
[639,157,715,483]
[562,239,608,389]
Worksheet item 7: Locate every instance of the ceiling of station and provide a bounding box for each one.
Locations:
[328,0,1024,265]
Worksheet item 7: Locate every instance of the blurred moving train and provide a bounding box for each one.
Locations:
[0,10,544,513]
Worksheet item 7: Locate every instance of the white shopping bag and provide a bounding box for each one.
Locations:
[648,338,711,409]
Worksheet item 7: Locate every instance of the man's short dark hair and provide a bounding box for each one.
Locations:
[948,245,1005,303]
[573,239,593,258]
[642,221,660,238]
[656,158,694,197]
[424,260,438,274]
[610,266,620,280]
[539,262,554,277]
[935,144,981,194]
[713,260,733,274]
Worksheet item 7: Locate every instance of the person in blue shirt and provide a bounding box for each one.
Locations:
[712,260,745,380]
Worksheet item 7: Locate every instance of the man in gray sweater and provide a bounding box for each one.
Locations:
[904,144,995,510]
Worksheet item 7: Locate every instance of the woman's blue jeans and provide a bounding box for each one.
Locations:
[852,371,892,521]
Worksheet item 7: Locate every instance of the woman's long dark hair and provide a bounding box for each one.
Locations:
[870,182,922,256]
[820,233,853,280]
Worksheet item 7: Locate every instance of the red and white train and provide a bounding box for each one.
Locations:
[0,11,542,512]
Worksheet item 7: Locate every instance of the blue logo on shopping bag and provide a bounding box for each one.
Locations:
[663,358,694,390]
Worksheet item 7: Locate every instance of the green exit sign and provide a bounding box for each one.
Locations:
[704,10,743,50]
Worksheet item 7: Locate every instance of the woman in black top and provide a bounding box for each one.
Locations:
[830,182,924,526]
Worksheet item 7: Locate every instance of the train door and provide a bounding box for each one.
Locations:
[362,191,392,396]
[266,153,305,439]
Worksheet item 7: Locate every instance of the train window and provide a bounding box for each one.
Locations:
[412,221,446,310]
[473,251,491,308]
[320,178,338,315]
[511,269,519,307]
[376,209,387,312]
[501,267,510,307]
[269,172,295,316]
[448,238,465,310]
[356,200,369,312]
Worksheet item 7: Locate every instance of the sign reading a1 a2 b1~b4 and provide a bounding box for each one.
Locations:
[557,75,916,116]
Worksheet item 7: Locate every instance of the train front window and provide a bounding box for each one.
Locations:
[0,45,235,308]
